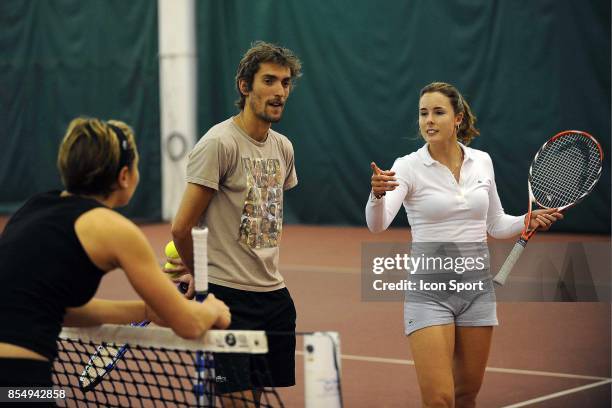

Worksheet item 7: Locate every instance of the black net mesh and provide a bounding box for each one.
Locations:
[52,326,285,407]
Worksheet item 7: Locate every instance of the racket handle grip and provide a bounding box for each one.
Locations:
[493,239,527,286]
[195,291,209,303]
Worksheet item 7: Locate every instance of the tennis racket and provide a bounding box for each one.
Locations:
[191,227,214,406]
[493,130,603,286]
[79,282,189,391]
[191,227,209,301]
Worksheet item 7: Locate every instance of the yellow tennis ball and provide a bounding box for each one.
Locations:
[165,240,179,259]
[164,263,183,279]
[164,241,182,280]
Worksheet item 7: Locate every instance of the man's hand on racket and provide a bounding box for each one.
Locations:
[526,208,564,232]
[163,257,188,275]
[161,255,195,298]
[371,162,399,198]
[166,271,195,299]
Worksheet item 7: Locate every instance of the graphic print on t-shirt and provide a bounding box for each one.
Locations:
[239,158,283,248]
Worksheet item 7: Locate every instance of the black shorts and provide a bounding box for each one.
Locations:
[0,357,53,386]
[208,283,296,394]
[0,358,56,407]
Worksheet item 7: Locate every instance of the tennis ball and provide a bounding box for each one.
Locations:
[164,241,182,279]
[164,262,183,280]
[165,240,179,259]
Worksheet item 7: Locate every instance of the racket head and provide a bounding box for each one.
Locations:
[528,130,603,210]
[191,227,209,301]
[78,341,128,392]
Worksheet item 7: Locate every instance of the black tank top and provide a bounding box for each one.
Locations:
[0,191,106,359]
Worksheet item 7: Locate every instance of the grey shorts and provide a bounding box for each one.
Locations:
[403,277,498,336]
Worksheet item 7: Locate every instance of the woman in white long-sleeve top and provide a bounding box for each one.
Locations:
[365,82,563,408]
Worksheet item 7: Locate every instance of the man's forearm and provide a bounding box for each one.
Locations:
[172,231,195,273]
[171,183,216,273]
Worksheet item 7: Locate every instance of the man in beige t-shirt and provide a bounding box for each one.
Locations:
[170,41,302,399]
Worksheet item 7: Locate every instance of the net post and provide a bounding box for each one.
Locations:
[193,351,214,407]
[304,332,343,408]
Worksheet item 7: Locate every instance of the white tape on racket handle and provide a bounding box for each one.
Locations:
[493,240,526,286]
[191,227,209,294]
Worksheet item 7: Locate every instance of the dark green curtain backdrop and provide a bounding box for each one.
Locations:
[1,1,610,233]
[197,0,611,233]
[0,0,160,219]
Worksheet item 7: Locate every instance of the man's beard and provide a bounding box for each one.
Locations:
[250,99,283,123]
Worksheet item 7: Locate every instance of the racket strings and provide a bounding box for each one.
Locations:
[532,161,598,206]
[530,134,602,208]
[533,156,599,205]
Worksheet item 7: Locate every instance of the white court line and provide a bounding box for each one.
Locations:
[296,351,414,366]
[501,379,612,408]
[484,366,609,381]
[295,351,610,382]
[284,263,552,280]
[283,264,360,274]
[282,263,611,287]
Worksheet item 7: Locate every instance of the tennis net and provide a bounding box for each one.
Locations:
[52,324,284,407]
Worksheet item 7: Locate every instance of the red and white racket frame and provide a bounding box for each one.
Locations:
[493,130,603,285]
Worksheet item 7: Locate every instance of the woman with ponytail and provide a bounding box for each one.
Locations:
[365,83,561,407]
[0,118,230,388]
